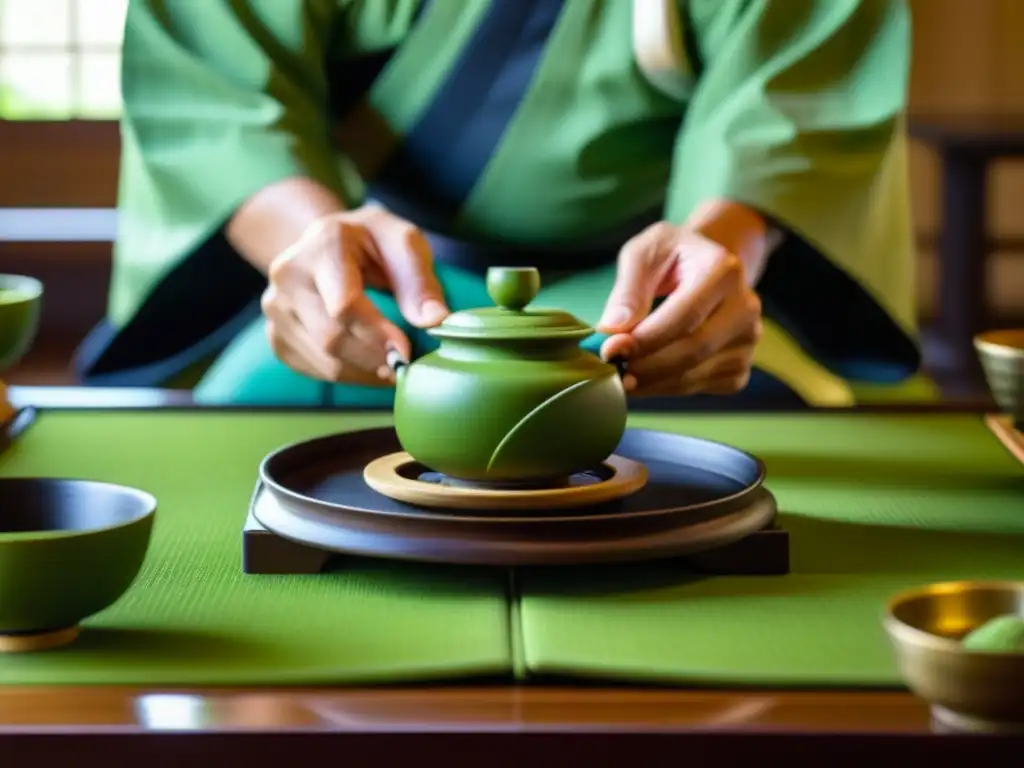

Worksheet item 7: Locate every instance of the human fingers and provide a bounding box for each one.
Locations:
[305,216,414,371]
[288,284,402,381]
[359,205,449,328]
[267,217,364,352]
[629,233,745,357]
[261,284,380,384]
[340,291,412,381]
[633,370,755,398]
[596,222,678,335]
[627,289,762,384]
[631,343,758,398]
[271,330,388,387]
[597,334,639,392]
[267,228,405,384]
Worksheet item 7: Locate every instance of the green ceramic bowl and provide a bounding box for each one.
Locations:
[0,274,43,371]
[975,329,1024,431]
[390,267,628,484]
[0,478,156,651]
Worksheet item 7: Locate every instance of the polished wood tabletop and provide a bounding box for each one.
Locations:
[0,685,982,765]
[0,386,1018,763]
[0,685,929,731]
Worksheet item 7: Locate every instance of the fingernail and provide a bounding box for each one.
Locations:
[599,306,632,329]
[420,299,448,325]
[623,374,638,392]
[377,365,394,382]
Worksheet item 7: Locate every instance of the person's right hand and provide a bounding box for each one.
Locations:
[261,204,450,386]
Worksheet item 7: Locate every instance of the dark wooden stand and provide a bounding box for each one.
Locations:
[909,114,1024,396]
[242,508,790,576]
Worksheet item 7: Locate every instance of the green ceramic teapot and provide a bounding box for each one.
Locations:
[387,267,628,484]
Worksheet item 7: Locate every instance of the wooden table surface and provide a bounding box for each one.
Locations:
[1,386,1019,764]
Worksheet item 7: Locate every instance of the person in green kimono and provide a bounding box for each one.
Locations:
[75,0,921,408]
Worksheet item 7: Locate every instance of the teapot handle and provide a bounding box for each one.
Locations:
[609,355,629,380]
[385,347,409,375]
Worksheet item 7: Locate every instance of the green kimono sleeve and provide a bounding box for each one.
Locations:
[108,0,356,329]
[667,0,919,384]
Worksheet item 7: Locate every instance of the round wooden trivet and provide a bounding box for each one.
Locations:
[363,453,648,510]
[0,625,79,653]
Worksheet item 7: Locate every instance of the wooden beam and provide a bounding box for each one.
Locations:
[3,208,1024,256]
[0,121,120,208]
[0,208,118,242]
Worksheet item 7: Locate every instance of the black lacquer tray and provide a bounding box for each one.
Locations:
[242,427,789,573]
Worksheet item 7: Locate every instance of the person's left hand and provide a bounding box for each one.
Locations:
[596,221,764,397]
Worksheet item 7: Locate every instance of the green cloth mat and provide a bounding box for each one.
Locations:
[517,413,1024,687]
[1,411,1021,688]
[0,412,512,686]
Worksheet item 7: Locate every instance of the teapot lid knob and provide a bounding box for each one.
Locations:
[486,267,540,311]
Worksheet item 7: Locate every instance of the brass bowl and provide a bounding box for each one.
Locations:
[883,581,1024,733]
[974,329,1024,431]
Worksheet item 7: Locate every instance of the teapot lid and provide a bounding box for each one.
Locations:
[429,267,592,340]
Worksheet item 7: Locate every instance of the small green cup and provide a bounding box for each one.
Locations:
[0,274,43,371]
[974,329,1024,432]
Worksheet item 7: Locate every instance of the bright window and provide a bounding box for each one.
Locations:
[0,0,127,119]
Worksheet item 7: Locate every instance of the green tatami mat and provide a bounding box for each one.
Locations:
[517,413,1024,688]
[0,412,511,686]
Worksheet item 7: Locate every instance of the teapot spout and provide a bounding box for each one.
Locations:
[385,346,409,383]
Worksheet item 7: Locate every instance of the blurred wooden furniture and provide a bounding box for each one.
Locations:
[0,122,121,384]
[909,113,1024,395]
